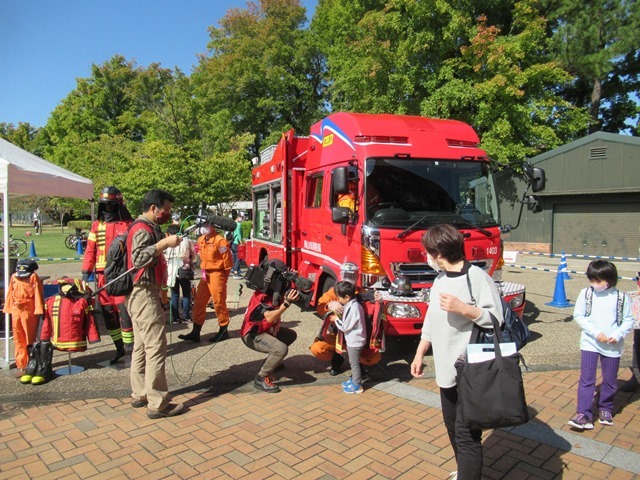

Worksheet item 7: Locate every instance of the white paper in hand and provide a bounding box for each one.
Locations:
[467,343,517,363]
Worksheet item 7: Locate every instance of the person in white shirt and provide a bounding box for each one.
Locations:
[163,224,196,323]
[568,260,634,430]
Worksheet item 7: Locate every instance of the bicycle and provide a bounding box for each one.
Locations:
[65,229,88,252]
[0,234,28,256]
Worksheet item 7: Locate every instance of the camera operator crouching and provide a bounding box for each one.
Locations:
[240,259,304,393]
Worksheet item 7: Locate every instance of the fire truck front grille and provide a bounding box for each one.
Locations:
[391,261,489,284]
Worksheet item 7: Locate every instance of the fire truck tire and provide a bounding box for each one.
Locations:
[320,276,336,296]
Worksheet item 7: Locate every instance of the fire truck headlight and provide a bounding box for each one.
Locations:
[508,293,525,309]
[386,303,421,319]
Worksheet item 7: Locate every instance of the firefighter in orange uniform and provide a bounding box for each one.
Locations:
[81,186,134,364]
[179,220,233,343]
[3,259,44,374]
[310,262,382,375]
[338,180,357,212]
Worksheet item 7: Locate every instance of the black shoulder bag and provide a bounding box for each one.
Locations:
[455,304,530,430]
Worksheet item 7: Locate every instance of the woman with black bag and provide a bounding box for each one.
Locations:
[164,224,196,323]
[410,224,503,480]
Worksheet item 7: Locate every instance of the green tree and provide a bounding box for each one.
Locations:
[0,122,46,155]
[311,0,529,115]
[543,0,640,134]
[420,0,590,164]
[45,55,146,148]
[192,0,324,156]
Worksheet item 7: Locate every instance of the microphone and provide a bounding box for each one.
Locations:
[203,215,238,232]
[181,224,200,236]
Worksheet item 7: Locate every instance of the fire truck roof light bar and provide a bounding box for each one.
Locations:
[354,135,409,144]
[447,139,479,148]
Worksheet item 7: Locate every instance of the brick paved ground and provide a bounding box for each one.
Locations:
[1,369,639,479]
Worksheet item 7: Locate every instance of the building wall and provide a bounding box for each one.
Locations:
[496,133,640,256]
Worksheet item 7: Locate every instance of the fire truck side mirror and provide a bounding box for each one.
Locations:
[530,167,545,192]
[525,195,542,213]
[332,167,350,194]
[332,206,351,224]
[523,162,546,193]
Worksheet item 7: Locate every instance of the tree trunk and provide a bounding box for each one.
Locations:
[589,78,602,134]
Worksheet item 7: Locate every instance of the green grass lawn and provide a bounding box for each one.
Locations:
[3,225,85,261]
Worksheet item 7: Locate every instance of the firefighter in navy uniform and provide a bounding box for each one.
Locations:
[81,186,134,364]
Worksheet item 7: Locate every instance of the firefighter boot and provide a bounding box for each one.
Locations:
[110,339,126,365]
[178,323,202,342]
[20,342,41,384]
[330,353,345,376]
[209,326,229,343]
[32,341,54,385]
[123,342,133,368]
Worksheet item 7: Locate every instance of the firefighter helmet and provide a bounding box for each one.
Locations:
[99,186,123,205]
[389,276,414,296]
[57,276,92,298]
[339,262,358,285]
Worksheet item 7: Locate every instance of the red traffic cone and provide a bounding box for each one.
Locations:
[546,265,574,308]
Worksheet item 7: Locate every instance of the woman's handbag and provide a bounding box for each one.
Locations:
[455,313,530,430]
[176,266,194,281]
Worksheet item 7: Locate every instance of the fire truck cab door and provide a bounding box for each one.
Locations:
[300,172,327,263]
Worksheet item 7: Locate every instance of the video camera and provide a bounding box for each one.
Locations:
[245,258,314,307]
[182,214,238,237]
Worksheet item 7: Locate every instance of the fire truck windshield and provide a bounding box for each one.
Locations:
[365,158,500,229]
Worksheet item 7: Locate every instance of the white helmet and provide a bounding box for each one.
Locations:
[340,262,358,285]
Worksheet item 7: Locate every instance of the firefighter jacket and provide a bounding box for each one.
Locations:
[82,219,133,274]
[3,273,44,321]
[41,294,100,351]
[198,231,232,274]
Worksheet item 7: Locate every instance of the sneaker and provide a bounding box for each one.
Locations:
[131,398,148,409]
[568,413,594,430]
[343,382,363,394]
[447,472,458,480]
[147,402,185,419]
[254,375,281,393]
[233,275,243,280]
[598,410,614,426]
[341,378,353,388]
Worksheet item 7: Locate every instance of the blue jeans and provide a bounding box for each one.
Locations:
[231,243,242,274]
[170,277,192,321]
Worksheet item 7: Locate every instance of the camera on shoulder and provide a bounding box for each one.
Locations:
[244,258,314,307]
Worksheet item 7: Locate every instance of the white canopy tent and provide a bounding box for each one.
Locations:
[0,138,94,368]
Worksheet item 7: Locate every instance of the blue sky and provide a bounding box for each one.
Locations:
[0,0,317,128]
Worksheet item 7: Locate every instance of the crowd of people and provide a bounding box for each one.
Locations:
[6,188,639,478]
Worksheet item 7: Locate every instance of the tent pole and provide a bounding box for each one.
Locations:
[1,189,13,369]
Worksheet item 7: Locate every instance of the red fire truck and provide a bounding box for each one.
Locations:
[244,112,545,336]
